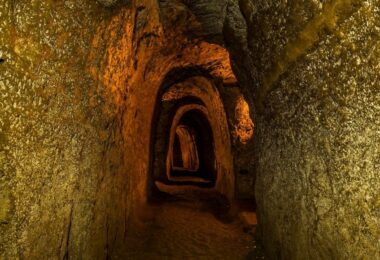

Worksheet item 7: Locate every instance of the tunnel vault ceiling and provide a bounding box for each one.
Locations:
[1,0,379,259]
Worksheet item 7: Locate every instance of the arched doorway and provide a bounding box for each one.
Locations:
[150,76,234,199]
[167,106,216,184]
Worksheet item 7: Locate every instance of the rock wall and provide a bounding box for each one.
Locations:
[0,1,132,258]
[224,0,380,258]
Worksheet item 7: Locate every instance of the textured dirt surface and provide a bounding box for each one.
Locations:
[125,190,265,260]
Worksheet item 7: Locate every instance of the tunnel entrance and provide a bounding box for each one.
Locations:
[169,109,216,183]
[150,76,234,198]
[172,125,199,172]
[163,104,216,187]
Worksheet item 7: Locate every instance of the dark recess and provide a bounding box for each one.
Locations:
[239,169,249,175]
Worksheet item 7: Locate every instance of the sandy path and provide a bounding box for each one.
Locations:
[125,189,265,260]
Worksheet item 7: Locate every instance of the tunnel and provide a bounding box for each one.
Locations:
[150,76,235,197]
[1,0,379,259]
[172,124,200,173]
[169,109,216,183]
[154,103,218,187]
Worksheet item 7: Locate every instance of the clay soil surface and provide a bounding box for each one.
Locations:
[125,184,265,259]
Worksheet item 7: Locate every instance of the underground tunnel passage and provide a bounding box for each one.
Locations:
[168,108,216,184]
[2,0,379,259]
[150,76,237,198]
[130,75,261,259]
[172,124,200,173]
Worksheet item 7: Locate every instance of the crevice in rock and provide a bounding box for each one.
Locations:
[63,205,74,260]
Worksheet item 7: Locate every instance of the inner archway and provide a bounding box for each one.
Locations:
[168,107,216,184]
[172,125,198,171]
[150,76,234,199]
[172,125,199,171]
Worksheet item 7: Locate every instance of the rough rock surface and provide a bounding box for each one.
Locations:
[97,0,120,7]
[224,0,380,259]
[0,2,116,258]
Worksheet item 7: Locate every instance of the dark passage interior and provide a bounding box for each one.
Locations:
[150,76,237,192]
[170,109,216,183]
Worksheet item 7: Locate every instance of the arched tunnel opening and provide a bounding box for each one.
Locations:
[149,76,243,197]
[169,109,216,183]
[141,74,259,258]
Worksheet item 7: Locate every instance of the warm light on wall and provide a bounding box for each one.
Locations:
[234,97,254,144]
[171,125,200,171]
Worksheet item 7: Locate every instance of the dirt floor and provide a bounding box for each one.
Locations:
[125,184,266,259]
